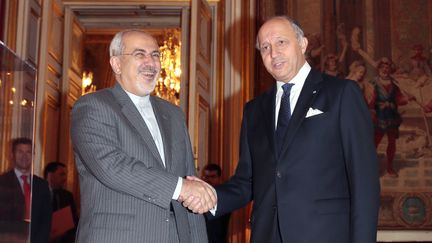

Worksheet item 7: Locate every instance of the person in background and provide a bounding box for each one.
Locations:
[322,23,348,78]
[346,60,374,104]
[71,29,215,243]
[202,164,231,243]
[186,16,380,243]
[0,137,52,243]
[44,161,78,243]
[367,59,414,177]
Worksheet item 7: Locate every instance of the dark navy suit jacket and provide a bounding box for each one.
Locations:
[0,170,52,243]
[215,68,380,243]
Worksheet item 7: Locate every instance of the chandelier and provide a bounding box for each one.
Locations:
[154,29,181,106]
[82,71,96,95]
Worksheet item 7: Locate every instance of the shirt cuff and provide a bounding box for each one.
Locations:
[209,204,217,216]
[172,177,183,200]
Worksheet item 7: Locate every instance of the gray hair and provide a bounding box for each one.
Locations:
[109,31,125,57]
[255,16,305,50]
[109,29,154,57]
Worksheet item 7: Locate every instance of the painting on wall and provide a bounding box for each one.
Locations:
[298,0,432,231]
[375,42,432,229]
[375,0,432,230]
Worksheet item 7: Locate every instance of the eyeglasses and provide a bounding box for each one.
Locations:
[117,50,161,61]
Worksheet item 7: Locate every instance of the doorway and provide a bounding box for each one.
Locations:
[61,0,216,180]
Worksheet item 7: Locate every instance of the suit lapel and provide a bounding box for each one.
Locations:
[5,171,25,204]
[8,171,23,192]
[279,69,323,159]
[150,97,174,171]
[110,84,164,167]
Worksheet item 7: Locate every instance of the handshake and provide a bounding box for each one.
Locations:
[178,176,217,214]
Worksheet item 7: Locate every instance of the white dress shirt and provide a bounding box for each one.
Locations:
[14,168,30,193]
[274,62,311,129]
[125,90,182,200]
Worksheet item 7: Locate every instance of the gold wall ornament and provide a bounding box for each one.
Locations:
[82,71,96,95]
[154,29,181,106]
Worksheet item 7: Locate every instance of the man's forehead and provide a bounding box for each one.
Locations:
[16,144,31,150]
[258,29,294,46]
[124,32,158,46]
[260,34,286,43]
[56,167,66,172]
[260,19,292,34]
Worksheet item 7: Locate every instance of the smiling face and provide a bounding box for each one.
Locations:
[110,31,161,96]
[257,18,308,83]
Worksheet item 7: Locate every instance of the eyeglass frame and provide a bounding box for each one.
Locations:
[114,49,161,61]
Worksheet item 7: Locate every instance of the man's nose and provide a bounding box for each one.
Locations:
[270,45,280,58]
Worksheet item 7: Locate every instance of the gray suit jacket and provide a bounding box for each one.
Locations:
[71,83,208,243]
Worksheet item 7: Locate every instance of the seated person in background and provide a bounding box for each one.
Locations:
[202,164,231,243]
[0,137,52,243]
[44,161,79,243]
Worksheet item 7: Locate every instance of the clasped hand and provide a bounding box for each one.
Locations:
[178,176,216,214]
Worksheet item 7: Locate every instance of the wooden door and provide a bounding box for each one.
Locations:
[60,7,84,193]
[187,0,213,175]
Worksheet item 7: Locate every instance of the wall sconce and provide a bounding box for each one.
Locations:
[82,71,96,95]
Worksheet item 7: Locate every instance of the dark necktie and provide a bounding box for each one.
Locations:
[20,175,31,220]
[275,83,294,153]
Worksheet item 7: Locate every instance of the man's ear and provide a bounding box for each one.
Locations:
[301,37,309,54]
[110,56,121,74]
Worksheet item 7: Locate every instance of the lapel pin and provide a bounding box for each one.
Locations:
[312,90,317,94]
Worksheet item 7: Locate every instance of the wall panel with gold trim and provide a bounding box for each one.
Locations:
[35,0,65,175]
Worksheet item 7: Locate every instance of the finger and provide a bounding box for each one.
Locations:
[186,175,203,182]
[200,189,215,211]
[185,196,200,209]
[201,182,217,205]
[194,181,216,208]
[198,206,207,214]
[188,198,202,213]
[182,196,195,208]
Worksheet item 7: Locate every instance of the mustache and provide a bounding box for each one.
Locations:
[138,65,158,74]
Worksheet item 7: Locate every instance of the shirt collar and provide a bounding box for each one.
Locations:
[14,168,29,179]
[124,90,150,107]
[276,62,311,92]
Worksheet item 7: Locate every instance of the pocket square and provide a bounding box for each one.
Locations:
[305,107,324,118]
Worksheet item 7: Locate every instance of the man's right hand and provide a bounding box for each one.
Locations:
[178,177,216,214]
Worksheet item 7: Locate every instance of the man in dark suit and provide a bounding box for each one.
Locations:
[0,137,52,243]
[71,29,216,243]
[200,16,380,243]
[44,162,78,242]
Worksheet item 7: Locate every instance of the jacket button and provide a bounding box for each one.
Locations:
[276,171,282,178]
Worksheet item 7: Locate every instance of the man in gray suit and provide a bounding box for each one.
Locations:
[71,29,216,243]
